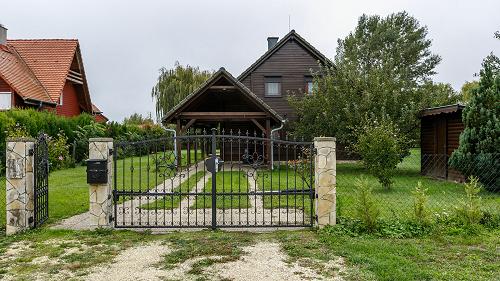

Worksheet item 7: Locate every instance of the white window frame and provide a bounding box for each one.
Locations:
[265,76,282,97]
[0,91,12,110]
[59,91,63,106]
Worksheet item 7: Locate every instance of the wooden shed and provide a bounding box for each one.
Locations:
[419,104,465,182]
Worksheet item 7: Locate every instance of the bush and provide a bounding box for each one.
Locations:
[412,182,430,225]
[47,132,72,170]
[456,176,483,226]
[355,120,408,189]
[354,177,380,232]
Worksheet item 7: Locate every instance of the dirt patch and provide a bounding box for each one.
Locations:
[84,243,171,281]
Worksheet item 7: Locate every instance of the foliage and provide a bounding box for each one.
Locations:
[353,177,380,232]
[123,113,154,126]
[412,181,430,225]
[449,54,500,191]
[6,123,31,138]
[47,132,72,170]
[289,12,455,145]
[151,62,212,121]
[456,177,483,226]
[459,80,479,103]
[355,120,408,189]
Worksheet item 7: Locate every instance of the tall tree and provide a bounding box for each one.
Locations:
[450,54,500,191]
[290,12,448,145]
[151,62,212,121]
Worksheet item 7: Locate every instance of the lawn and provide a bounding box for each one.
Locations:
[1,165,89,231]
[191,171,250,209]
[336,149,500,220]
[256,165,314,214]
[140,171,206,209]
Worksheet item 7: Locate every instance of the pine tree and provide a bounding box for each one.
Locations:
[449,54,500,191]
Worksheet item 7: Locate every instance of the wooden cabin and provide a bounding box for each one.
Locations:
[419,104,465,181]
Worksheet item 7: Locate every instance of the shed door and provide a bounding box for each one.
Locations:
[434,119,447,178]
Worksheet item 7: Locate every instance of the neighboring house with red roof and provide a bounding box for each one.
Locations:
[0,25,107,122]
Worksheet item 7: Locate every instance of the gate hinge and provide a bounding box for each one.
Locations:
[315,215,318,222]
[315,193,318,199]
[313,147,318,154]
[109,215,114,223]
[109,148,114,156]
[28,149,34,156]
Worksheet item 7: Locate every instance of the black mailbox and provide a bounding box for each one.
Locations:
[86,159,108,184]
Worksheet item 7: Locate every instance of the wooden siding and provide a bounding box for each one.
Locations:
[420,112,465,182]
[56,81,82,117]
[0,77,11,92]
[240,40,321,120]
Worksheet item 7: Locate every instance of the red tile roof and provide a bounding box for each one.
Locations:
[6,39,78,102]
[0,44,53,103]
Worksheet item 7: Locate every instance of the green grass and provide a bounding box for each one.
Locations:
[337,149,500,220]
[257,165,313,212]
[192,171,250,209]
[140,171,205,209]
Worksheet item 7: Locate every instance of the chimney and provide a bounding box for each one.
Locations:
[0,24,7,45]
[267,37,279,50]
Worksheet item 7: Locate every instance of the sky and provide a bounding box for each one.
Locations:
[1,0,499,122]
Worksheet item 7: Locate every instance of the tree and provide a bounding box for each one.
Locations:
[289,12,451,146]
[459,81,479,103]
[449,54,500,191]
[151,62,212,121]
[123,113,154,126]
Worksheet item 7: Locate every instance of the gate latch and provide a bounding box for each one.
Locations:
[205,155,224,173]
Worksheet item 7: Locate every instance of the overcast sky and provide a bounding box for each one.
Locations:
[2,0,499,122]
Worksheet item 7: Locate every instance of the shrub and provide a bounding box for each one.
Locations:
[355,120,408,189]
[412,182,430,225]
[48,132,72,171]
[354,177,380,232]
[456,176,483,226]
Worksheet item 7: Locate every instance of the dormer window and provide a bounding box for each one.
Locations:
[265,76,282,97]
[0,92,12,110]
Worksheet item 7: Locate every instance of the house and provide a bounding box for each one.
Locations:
[162,30,328,136]
[419,104,465,182]
[0,25,107,122]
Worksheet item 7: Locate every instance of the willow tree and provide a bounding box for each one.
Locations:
[151,62,212,121]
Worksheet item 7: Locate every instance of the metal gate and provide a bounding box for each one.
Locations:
[33,133,49,228]
[112,129,315,229]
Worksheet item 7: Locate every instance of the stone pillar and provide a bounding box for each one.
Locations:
[314,137,336,228]
[88,138,113,228]
[5,138,35,235]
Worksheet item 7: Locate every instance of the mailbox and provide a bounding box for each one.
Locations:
[86,159,108,184]
[205,156,224,173]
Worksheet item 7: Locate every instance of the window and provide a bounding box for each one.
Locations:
[59,92,63,106]
[265,76,282,97]
[0,92,12,110]
[305,76,316,95]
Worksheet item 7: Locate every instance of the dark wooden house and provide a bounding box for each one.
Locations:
[162,30,329,134]
[419,104,465,181]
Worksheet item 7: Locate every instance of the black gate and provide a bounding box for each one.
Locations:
[113,129,315,229]
[33,133,49,228]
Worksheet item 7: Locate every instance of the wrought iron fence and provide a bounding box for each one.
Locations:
[336,149,500,223]
[112,129,315,228]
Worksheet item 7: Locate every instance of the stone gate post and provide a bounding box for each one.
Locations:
[5,138,35,235]
[88,138,113,229]
[314,137,336,228]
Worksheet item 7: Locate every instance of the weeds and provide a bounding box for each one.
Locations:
[354,177,380,232]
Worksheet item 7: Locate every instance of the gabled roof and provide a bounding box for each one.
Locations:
[0,44,53,103]
[162,67,283,124]
[238,30,331,81]
[7,39,79,102]
[419,104,465,118]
